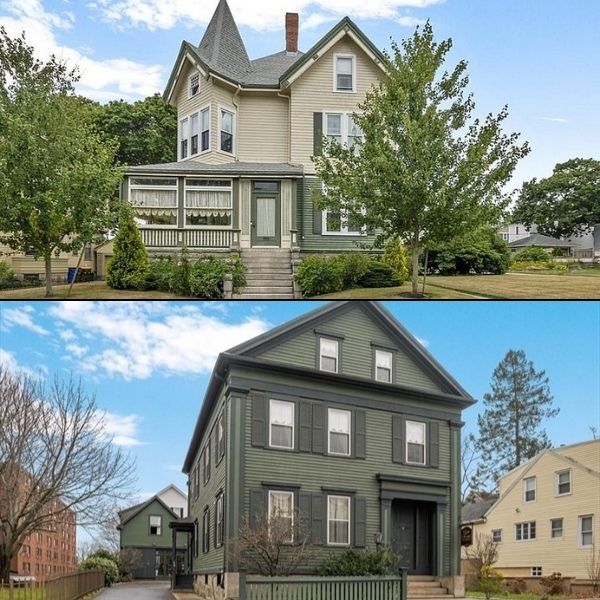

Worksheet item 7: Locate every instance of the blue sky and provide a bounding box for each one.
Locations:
[1,300,599,527]
[1,0,598,190]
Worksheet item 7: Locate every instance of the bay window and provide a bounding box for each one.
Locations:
[180,107,210,159]
[180,117,189,158]
[220,108,235,153]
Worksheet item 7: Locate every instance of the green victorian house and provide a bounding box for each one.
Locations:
[171,301,474,597]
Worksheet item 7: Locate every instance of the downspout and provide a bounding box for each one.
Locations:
[232,84,242,161]
[277,89,292,163]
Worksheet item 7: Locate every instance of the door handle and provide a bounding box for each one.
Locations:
[251,221,255,228]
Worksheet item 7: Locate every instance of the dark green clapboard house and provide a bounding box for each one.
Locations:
[173,301,474,596]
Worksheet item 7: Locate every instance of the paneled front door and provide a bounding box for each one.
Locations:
[391,500,434,575]
[251,181,280,247]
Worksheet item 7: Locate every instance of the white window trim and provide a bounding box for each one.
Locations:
[328,408,352,456]
[269,399,295,450]
[375,348,393,383]
[579,514,594,548]
[268,490,294,543]
[179,105,211,161]
[188,71,200,99]
[550,518,563,540]
[523,476,536,503]
[215,493,224,547]
[531,566,542,577]
[149,515,162,536]
[555,469,571,496]
[333,53,357,93]
[320,176,367,237]
[405,420,427,465]
[515,520,536,542]
[128,177,179,229]
[183,177,233,230]
[327,495,351,546]
[319,337,339,373]
[217,104,236,157]
[491,529,502,543]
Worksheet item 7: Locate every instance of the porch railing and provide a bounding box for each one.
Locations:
[140,228,233,249]
[1,570,104,600]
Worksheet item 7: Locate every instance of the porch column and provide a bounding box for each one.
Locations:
[436,505,445,577]
[171,526,177,588]
[380,498,392,546]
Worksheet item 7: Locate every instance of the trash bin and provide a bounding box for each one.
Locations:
[67,267,78,283]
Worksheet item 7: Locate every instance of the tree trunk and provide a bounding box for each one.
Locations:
[68,246,86,297]
[0,543,13,584]
[44,253,53,297]
[411,240,420,295]
[421,249,429,295]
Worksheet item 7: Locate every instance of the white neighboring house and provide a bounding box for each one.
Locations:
[498,223,534,244]
[156,484,187,518]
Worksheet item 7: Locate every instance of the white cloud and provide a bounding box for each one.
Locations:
[92,0,443,32]
[415,336,430,348]
[0,0,164,101]
[538,117,568,124]
[101,411,146,446]
[59,330,77,342]
[396,15,425,27]
[165,464,183,472]
[48,301,269,380]
[0,348,43,379]
[1,305,50,335]
[66,343,89,358]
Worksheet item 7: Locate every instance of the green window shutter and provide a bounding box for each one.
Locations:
[353,410,366,459]
[313,112,323,156]
[311,493,323,544]
[249,489,265,530]
[298,491,311,539]
[251,392,267,447]
[428,421,440,468]
[312,403,324,454]
[354,497,367,547]
[299,401,312,453]
[392,415,405,464]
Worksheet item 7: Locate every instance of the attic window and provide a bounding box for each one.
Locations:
[334,55,355,92]
[189,73,200,98]
[149,515,162,536]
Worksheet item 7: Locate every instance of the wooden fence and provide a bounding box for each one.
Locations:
[240,571,407,600]
[0,570,104,600]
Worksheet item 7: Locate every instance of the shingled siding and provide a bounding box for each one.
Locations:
[258,304,444,394]
[237,367,456,574]
[189,389,228,574]
[298,177,380,252]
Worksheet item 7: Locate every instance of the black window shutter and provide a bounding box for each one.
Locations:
[313,204,323,235]
[219,411,225,459]
[354,410,366,459]
[299,401,312,453]
[251,392,267,447]
[298,492,311,540]
[249,489,265,530]
[354,497,367,547]
[428,421,440,468]
[312,403,324,454]
[313,112,323,156]
[311,493,323,544]
[392,415,405,464]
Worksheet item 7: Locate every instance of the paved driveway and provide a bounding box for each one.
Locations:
[96,581,172,599]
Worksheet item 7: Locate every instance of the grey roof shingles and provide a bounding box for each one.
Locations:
[127,161,304,176]
[461,499,496,524]
[509,233,574,248]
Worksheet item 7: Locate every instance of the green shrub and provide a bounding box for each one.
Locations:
[172,248,192,296]
[336,253,371,289]
[188,257,227,299]
[382,238,409,282]
[318,546,398,577]
[106,204,149,289]
[87,548,117,562]
[540,572,564,596]
[79,556,119,587]
[144,257,176,291]
[478,565,503,600]
[295,256,344,297]
[0,259,19,289]
[358,261,402,288]
[511,246,550,263]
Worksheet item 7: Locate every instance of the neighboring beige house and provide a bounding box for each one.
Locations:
[462,439,600,581]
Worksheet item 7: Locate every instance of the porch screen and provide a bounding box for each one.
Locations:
[129,178,178,226]
[185,179,232,227]
[256,197,276,238]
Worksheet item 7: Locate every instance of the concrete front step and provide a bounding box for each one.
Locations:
[234,293,295,299]
[246,279,294,287]
[409,581,446,588]
[408,577,436,582]
[407,591,449,597]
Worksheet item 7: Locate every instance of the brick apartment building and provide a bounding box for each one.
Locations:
[9,497,77,581]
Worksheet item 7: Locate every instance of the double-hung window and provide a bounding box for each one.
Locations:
[190,112,199,155]
[189,72,200,98]
[215,493,224,548]
[515,521,536,541]
[202,508,210,553]
[555,470,571,495]
[580,515,593,547]
[328,408,351,456]
[180,108,209,159]
[217,410,225,462]
[327,496,350,545]
[406,420,426,465]
[491,529,502,543]
[201,107,210,152]
[149,515,161,536]
[180,117,189,158]
[334,55,355,92]
[375,349,393,383]
[269,399,294,449]
[524,477,536,502]
[268,491,294,543]
[550,518,563,539]
[325,113,363,150]
[203,443,211,484]
[220,108,235,153]
[319,337,339,373]
[185,179,232,227]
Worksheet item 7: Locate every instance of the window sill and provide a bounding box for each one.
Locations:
[332,89,357,94]
[322,232,367,237]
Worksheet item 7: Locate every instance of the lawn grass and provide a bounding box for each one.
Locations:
[312,285,483,300]
[467,592,569,600]
[0,589,45,599]
[0,281,184,300]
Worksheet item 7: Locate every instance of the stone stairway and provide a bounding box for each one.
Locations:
[235,248,295,299]
[407,576,452,600]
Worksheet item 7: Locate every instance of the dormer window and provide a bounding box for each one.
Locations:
[189,72,200,98]
[334,55,355,92]
[319,337,339,373]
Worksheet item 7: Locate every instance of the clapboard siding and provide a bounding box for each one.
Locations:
[258,303,443,393]
[290,38,384,172]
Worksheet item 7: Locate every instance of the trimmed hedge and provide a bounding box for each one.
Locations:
[79,556,119,587]
[511,246,550,263]
[318,546,398,576]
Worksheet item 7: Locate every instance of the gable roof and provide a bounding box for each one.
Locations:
[182,301,474,473]
[509,232,573,248]
[117,494,179,529]
[155,483,187,501]
[461,498,497,524]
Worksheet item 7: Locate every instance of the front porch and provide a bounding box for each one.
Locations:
[169,517,195,591]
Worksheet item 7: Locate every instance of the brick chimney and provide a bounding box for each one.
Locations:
[285,12,299,54]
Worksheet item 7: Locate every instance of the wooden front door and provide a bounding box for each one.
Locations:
[391,500,434,575]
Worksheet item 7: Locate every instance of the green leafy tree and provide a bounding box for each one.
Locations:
[106,204,149,289]
[0,28,121,297]
[513,158,600,238]
[474,349,559,490]
[93,94,177,166]
[79,555,119,586]
[313,22,529,294]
